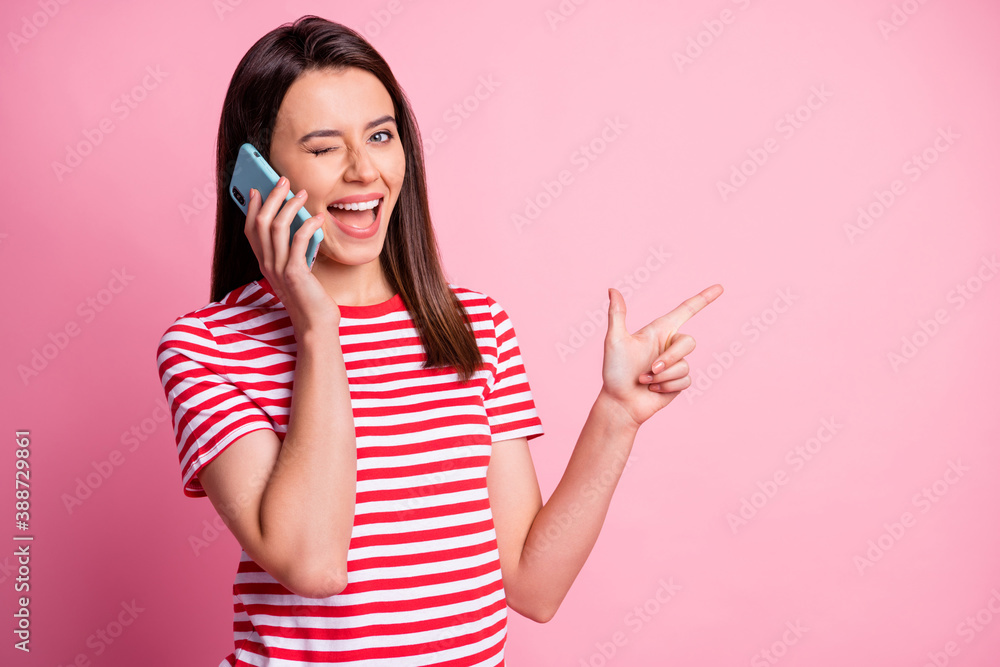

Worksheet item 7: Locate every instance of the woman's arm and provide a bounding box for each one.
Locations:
[198,331,357,599]
[488,390,638,623]
[198,183,356,599]
[489,285,722,622]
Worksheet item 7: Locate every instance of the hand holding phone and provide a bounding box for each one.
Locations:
[229,142,324,268]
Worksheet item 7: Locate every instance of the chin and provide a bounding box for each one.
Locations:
[315,240,386,266]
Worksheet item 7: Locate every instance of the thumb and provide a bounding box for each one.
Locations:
[607,287,626,341]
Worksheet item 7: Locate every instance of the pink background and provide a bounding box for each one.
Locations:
[3,0,999,665]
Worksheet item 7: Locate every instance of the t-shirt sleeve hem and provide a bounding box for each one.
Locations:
[181,421,276,498]
[492,424,545,443]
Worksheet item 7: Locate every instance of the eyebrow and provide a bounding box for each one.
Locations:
[297,115,397,143]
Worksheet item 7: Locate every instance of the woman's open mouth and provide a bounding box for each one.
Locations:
[327,197,383,239]
[328,197,380,228]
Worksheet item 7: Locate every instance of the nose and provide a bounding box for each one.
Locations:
[344,143,378,183]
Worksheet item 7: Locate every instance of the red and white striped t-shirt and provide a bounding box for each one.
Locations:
[155,278,544,666]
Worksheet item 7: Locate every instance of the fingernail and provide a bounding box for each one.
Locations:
[278,177,286,186]
[652,361,665,373]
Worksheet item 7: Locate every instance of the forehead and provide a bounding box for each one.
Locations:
[275,67,394,134]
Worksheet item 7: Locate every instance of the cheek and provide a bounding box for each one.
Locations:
[386,148,406,184]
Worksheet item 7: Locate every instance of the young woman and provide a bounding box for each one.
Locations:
[156,15,721,667]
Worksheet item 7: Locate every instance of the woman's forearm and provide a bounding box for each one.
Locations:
[513,389,640,620]
[258,329,357,597]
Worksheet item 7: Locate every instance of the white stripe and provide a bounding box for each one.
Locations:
[355,486,487,515]
[356,464,486,495]
[247,587,506,631]
[238,568,503,609]
[349,508,493,539]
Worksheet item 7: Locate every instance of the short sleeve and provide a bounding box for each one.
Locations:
[482,296,544,444]
[155,316,275,497]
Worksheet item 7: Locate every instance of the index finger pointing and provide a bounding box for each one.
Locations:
[666,283,724,329]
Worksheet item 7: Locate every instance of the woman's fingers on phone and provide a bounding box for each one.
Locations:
[254,177,293,273]
[272,188,308,272]
[258,177,289,222]
[290,214,324,268]
[255,187,277,273]
[243,187,266,269]
[277,188,317,270]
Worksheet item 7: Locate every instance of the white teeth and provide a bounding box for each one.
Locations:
[330,198,381,211]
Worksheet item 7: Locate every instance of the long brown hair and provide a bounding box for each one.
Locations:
[210,15,482,383]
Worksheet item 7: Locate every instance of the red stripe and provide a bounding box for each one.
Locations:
[238,577,505,619]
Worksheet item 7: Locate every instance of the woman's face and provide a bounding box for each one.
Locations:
[269,66,405,269]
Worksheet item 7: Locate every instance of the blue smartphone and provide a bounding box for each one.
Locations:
[229,142,324,268]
